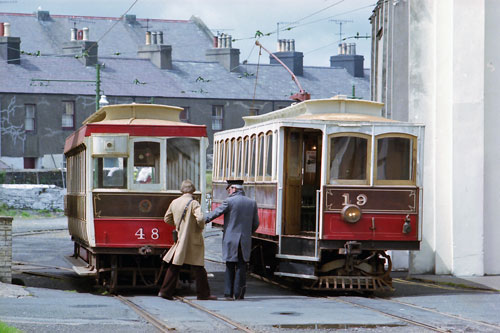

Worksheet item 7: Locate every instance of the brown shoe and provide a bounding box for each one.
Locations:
[158,292,174,300]
[197,295,217,300]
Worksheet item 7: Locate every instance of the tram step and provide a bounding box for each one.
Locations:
[281,236,316,257]
[65,255,97,276]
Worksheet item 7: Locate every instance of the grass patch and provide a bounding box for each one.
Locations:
[0,203,64,218]
[0,321,22,333]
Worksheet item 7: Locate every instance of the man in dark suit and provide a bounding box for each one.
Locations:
[205,180,260,300]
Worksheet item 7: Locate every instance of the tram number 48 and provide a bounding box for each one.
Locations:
[342,193,368,206]
[135,228,160,240]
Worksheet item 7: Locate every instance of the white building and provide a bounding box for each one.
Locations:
[370,0,500,276]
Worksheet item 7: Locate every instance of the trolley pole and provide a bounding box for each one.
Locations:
[95,63,101,111]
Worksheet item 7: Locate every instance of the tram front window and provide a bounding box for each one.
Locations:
[134,141,160,184]
[93,157,127,189]
[329,135,368,183]
[377,137,413,181]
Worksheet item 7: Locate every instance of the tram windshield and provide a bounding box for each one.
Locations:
[167,138,200,190]
[329,135,368,183]
[376,136,414,181]
[93,157,127,189]
[133,141,160,184]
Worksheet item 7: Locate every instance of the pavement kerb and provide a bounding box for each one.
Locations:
[407,276,500,292]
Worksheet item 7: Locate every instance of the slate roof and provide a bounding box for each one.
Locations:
[0,12,212,61]
[0,11,370,101]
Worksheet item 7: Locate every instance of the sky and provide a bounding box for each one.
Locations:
[1,0,376,68]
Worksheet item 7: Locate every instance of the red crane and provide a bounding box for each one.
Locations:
[255,40,311,102]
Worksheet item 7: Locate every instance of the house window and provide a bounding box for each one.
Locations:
[180,107,190,123]
[212,105,224,131]
[62,101,75,129]
[249,108,259,116]
[25,104,36,132]
[24,157,36,169]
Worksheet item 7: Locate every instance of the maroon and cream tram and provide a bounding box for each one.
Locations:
[210,96,424,290]
[64,103,207,291]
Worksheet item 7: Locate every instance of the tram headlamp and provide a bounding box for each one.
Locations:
[341,204,362,223]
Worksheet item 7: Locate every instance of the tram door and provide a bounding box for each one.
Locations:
[283,128,322,236]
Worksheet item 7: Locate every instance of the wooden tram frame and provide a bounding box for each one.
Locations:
[64,103,207,292]
[210,96,424,291]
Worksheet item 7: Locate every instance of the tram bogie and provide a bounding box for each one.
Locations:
[64,104,207,292]
[211,96,424,291]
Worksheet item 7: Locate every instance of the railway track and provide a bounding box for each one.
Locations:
[114,294,257,333]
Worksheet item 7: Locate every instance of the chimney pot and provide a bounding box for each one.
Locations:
[157,31,163,44]
[70,28,77,41]
[213,36,218,48]
[145,31,151,45]
[291,39,295,52]
[82,27,89,41]
[227,35,232,49]
[4,22,10,37]
[152,31,157,45]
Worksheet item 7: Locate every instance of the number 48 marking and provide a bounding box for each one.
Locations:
[342,193,368,206]
[135,228,160,240]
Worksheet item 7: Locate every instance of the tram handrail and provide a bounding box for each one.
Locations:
[315,189,320,258]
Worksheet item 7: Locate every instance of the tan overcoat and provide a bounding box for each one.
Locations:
[163,193,205,266]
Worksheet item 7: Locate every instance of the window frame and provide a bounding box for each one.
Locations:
[130,138,163,191]
[374,133,417,186]
[327,132,371,186]
[263,131,273,181]
[62,101,75,130]
[212,105,224,131]
[25,104,36,133]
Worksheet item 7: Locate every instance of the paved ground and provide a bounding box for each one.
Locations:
[1,217,500,333]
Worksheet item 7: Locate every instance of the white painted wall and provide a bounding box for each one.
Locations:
[0,157,23,169]
[484,0,500,274]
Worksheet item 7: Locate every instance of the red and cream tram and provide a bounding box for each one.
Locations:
[64,103,207,291]
[210,96,424,290]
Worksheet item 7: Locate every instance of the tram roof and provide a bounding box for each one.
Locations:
[242,96,391,126]
[65,103,206,153]
[83,103,185,125]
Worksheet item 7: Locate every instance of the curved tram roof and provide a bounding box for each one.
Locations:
[65,104,207,154]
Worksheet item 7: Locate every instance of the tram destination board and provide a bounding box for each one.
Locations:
[324,187,418,214]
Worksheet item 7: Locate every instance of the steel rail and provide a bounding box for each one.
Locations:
[176,296,256,333]
[114,295,174,332]
[330,297,451,333]
[375,296,500,331]
[12,228,67,237]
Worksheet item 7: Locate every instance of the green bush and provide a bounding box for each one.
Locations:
[0,321,22,332]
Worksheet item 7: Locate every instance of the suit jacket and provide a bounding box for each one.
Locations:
[206,190,259,262]
[163,193,205,266]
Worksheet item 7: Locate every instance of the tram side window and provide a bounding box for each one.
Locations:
[329,136,368,183]
[93,157,127,189]
[265,132,273,179]
[167,138,200,190]
[258,134,265,179]
[249,135,256,179]
[134,141,160,184]
[217,141,224,180]
[377,136,414,181]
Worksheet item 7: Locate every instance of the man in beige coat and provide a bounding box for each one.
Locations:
[158,179,216,300]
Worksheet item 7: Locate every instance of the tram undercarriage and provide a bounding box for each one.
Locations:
[250,237,394,292]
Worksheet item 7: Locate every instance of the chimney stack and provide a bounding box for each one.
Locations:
[63,27,98,66]
[138,31,172,69]
[0,23,20,64]
[206,33,240,72]
[330,42,364,77]
[270,39,303,76]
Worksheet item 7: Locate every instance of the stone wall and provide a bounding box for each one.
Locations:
[0,184,65,211]
[0,217,13,283]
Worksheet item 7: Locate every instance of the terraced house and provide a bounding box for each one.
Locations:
[0,10,369,169]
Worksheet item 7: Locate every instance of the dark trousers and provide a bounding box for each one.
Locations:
[225,244,247,299]
[159,264,211,299]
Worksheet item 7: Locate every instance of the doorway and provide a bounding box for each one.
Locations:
[283,128,322,236]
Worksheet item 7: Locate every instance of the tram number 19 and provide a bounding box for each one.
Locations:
[342,193,367,206]
[135,228,160,240]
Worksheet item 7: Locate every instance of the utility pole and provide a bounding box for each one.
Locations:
[330,19,353,42]
[32,63,103,111]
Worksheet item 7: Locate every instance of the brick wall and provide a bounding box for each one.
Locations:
[0,216,13,283]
